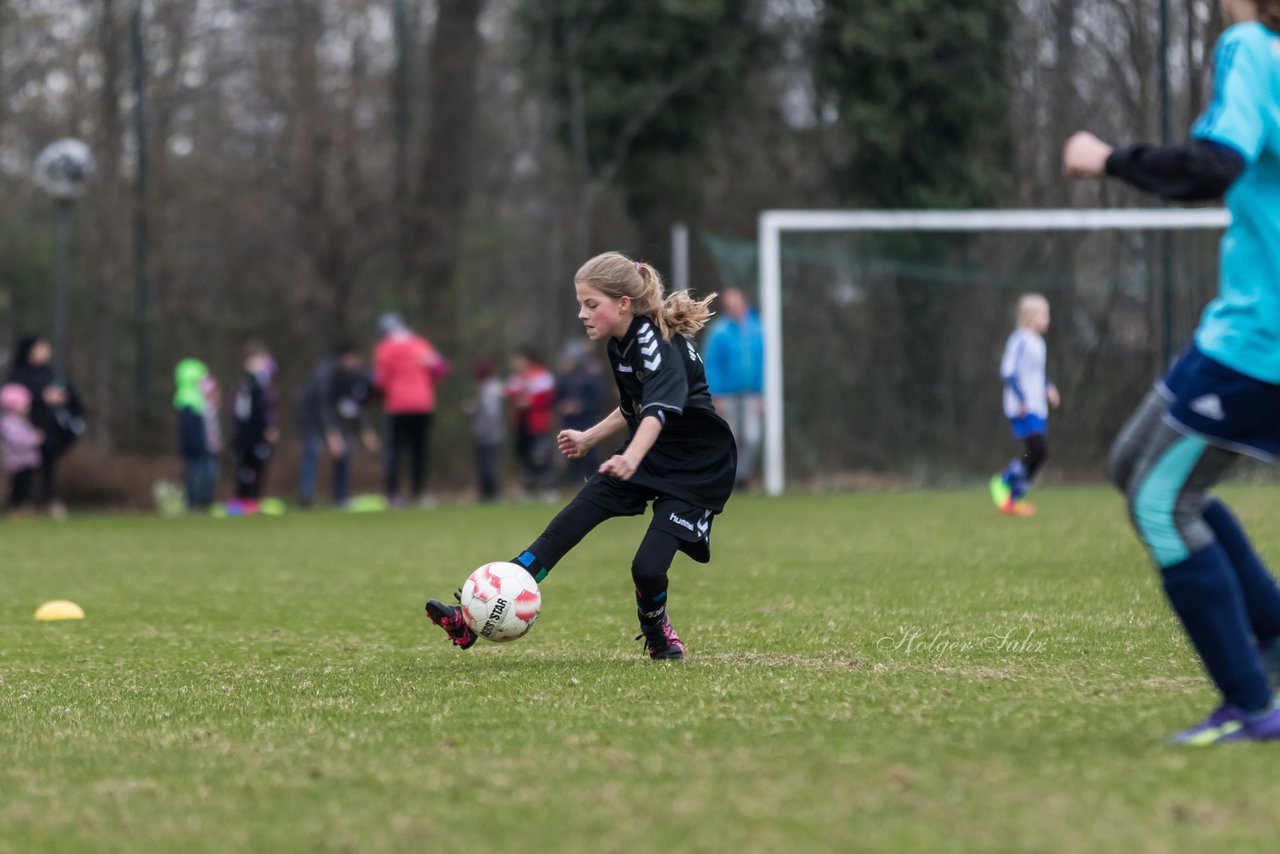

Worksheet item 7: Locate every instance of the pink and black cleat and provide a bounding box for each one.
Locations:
[425,597,477,650]
[637,612,686,661]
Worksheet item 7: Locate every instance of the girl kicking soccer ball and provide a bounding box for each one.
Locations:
[425,252,737,660]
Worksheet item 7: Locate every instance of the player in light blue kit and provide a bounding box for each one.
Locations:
[990,294,1060,516]
[1063,0,1280,743]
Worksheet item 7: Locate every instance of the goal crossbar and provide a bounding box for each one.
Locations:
[757,207,1231,496]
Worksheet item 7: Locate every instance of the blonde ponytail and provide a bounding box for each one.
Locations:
[576,253,717,340]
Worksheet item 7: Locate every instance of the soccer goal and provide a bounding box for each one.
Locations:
[755,207,1231,496]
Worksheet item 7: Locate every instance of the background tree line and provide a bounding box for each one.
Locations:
[0,0,1231,492]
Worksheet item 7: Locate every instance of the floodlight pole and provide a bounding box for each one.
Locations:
[671,221,690,292]
[34,140,94,379]
[51,197,73,378]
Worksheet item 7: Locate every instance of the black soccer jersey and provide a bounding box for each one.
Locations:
[602,315,736,510]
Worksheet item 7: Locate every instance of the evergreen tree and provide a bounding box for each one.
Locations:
[532,0,767,256]
[815,0,1012,208]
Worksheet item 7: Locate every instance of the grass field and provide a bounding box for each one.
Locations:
[5,485,1280,852]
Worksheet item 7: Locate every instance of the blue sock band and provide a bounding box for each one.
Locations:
[1204,500,1280,644]
[635,595,666,625]
[1161,543,1273,712]
[1003,460,1028,500]
[512,550,548,583]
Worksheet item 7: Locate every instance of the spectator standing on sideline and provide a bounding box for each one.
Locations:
[8,335,84,519]
[1,382,42,515]
[374,313,448,508]
[466,359,505,503]
[231,341,279,500]
[507,346,557,502]
[201,370,223,482]
[174,358,218,511]
[295,344,379,508]
[702,288,764,488]
[555,341,605,486]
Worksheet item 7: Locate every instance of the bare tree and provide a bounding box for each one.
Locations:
[411,0,486,346]
[88,0,126,450]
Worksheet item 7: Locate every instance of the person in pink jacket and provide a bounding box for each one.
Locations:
[1,383,43,514]
[374,313,448,507]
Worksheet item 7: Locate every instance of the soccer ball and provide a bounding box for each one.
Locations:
[459,562,541,642]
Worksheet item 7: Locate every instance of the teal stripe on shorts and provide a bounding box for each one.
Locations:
[1134,436,1207,567]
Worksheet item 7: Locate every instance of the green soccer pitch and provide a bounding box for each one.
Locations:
[5,486,1280,852]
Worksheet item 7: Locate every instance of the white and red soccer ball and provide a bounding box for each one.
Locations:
[459,562,541,642]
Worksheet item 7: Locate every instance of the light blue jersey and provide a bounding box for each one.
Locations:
[1191,23,1280,383]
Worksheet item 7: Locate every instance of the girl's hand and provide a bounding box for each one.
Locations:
[1062,131,1113,177]
[557,429,589,459]
[1048,385,1061,409]
[598,453,638,481]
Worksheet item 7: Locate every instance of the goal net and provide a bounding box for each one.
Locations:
[711,208,1230,495]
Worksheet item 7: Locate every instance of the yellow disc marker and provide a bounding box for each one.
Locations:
[35,600,85,621]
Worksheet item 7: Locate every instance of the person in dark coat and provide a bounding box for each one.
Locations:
[231,341,279,500]
[7,335,84,518]
[555,342,605,486]
[295,344,379,507]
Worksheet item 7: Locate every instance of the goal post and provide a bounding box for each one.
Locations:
[757,207,1232,496]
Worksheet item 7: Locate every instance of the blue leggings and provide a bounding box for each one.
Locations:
[1111,387,1280,709]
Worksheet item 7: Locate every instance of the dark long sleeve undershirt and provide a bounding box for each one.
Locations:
[1104,139,1245,201]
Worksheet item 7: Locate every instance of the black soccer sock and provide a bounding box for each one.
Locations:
[632,529,681,626]
[1022,434,1048,483]
[512,498,613,583]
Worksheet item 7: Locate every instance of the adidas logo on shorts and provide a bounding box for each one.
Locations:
[1188,394,1225,421]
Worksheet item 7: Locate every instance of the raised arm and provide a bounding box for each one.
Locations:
[1063,26,1267,200]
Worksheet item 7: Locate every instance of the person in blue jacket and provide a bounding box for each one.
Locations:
[702,288,764,488]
